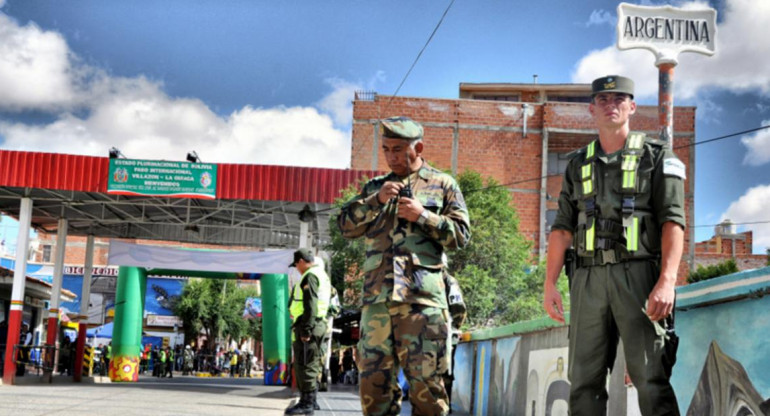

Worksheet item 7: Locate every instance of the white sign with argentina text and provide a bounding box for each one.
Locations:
[617,2,717,65]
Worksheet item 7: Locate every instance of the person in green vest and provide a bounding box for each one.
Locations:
[165,346,174,378]
[544,75,684,416]
[157,348,166,379]
[284,248,332,416]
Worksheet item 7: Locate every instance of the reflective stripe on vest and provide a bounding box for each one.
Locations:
[621,132,646,252]
[288,265,332,321]
[579,134,646,256]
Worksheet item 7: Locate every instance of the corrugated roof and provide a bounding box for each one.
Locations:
[0,150,108,192]
[0,150,378,204]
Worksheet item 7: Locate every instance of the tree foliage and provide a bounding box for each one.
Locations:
[687,258,739,284]
[448,171,562,328]
[326,179,368,308]
[174,279,260,349]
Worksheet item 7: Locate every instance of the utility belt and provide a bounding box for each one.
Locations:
[577,247,660,268]
[576,218,659,267]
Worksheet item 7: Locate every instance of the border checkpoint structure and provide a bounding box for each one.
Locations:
[0,148,376,385]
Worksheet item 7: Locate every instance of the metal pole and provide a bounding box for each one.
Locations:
[45,218,67,380]
[74,234,95,382]
[658,63,676,148]
[3,198,33,385]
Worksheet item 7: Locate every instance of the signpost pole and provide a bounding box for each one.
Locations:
[658,63,676,147]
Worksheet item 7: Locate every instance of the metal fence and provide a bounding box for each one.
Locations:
[11,344,57,376]
[354,90,377,101]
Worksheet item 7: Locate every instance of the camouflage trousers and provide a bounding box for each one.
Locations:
[358,302,450,416]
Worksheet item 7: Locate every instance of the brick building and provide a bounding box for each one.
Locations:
[351,82,696,282]
[694,220,767,271]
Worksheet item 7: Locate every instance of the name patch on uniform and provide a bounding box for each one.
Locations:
[663,158,686,179]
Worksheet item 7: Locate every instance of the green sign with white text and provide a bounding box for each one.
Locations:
[107,159,217,199]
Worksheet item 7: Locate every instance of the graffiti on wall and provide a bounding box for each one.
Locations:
[452,343,474,413]
[526,348,569,416]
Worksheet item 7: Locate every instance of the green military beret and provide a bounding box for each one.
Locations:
[592,75,634,99]
[380,116,423,141]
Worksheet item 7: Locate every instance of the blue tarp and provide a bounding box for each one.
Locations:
[86,322,113,339]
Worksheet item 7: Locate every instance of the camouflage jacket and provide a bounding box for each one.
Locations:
[338,161,471,307]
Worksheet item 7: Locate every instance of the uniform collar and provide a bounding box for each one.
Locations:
[387,158,434,181]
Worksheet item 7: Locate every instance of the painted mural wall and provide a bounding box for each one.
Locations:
[671,266,770,415]
[451,266,770,416]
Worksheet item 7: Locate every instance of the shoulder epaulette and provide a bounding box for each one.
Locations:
[565,146,586,160]
[644,137,668,147]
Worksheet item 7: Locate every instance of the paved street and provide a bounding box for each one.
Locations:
[0,374,418,415]
[0,375,294,416]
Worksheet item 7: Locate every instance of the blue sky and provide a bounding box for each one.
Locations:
[0,0,768,254]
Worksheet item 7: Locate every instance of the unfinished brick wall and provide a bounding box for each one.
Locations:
[352,94,696,279]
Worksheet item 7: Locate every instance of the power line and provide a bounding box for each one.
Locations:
[692,220,770,228]
[384,0,456,114]
[674,124,770,150]
[328,124,770,226]
[467,123,770,195]
[352,0,456,168]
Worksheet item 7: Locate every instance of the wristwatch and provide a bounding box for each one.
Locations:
[416,209,429,226]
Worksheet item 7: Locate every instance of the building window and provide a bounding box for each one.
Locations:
[472,94,520,102]
[546,209,558,233]
[42,245,52,263]
[546,95,591,103]
[547,152,571,175]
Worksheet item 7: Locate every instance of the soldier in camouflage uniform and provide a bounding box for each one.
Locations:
[338,116,471,416]
[544,76,684,415]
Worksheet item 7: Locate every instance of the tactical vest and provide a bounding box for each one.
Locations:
[288,265,332,322]
[576,132,659,264]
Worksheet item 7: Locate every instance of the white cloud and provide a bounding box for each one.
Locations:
[722,184,770,254]
[317,78,361,128]
[572,0,770,100]
[0,13,78,110]
[741,120,770,166]
[0,10,355,168]
[586,10,615,27]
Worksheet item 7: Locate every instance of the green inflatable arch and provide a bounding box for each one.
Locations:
[108,266,291,384]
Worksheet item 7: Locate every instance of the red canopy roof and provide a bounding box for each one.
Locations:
[0,149,377,204]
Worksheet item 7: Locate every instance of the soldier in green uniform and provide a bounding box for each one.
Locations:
[338,116,471,416]
[285,248,332,416]
[543,75,685,416]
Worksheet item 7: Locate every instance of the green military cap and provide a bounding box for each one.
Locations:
[289,248,314,267]
[380,116,423,141]
[592,75,634,99]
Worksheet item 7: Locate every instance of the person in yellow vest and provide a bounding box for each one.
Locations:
[157,348,166,379]
[285,248,332,415]
[230,349,238,378]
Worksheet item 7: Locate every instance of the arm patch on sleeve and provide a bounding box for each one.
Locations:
[663,158,686,179]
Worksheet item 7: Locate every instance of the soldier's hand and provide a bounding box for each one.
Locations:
[301,335,310,343]
[646,278,675,322]
[544,282,565,324]
[377,181,404,204]
[397,197,424,222]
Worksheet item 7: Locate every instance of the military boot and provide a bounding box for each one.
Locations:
[313,387,321,410]
[285,391,314,415]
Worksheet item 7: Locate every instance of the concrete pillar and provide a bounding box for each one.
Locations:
[299,222,309,249]
[3,197,33,385]
[74,234,95,382]
[44,218,67,379]
[539,129,549,259]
